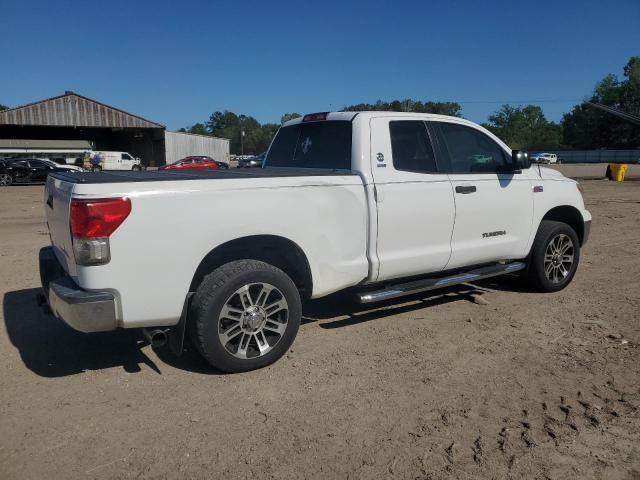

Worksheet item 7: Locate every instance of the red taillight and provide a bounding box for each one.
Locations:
[70,197,131,238]
[302,112,329,122]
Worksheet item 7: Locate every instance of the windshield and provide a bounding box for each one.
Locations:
[265,121,352,170]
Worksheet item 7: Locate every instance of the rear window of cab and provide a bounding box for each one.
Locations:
[265,121,352,170]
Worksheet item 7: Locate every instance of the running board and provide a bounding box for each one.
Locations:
[357,262,526,304]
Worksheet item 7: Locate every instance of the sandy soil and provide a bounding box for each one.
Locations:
[0,181,638,480]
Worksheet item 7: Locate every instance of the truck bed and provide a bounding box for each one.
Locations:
[50,167,356,184]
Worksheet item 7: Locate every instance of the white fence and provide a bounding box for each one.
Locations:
[164,132,230,165]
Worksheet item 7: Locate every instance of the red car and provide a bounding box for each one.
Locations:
[159,156,219,171]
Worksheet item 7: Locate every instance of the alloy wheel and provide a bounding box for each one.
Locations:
[0,174,11,186]
[544,233,574,283]
[217,282,289,359]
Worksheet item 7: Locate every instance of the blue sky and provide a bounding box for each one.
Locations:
[2,0,639,130]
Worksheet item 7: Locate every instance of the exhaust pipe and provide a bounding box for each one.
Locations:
[143,328,169,348]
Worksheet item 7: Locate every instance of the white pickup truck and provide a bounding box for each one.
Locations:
[39,112,591,372]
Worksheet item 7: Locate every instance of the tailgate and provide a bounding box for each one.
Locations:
[45,176,77,278]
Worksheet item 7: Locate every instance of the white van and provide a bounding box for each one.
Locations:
[84,151,143,171]
[531,153,559,164]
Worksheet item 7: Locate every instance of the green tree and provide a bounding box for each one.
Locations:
[280,113,301,124]
[188,123,209,135]
[0,104,8,111]
[482,104,562,149]
[205,111,273,154]
[342,99,462,117]
[562,57,640,148]
[177,123,209,135]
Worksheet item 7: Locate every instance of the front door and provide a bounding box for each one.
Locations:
[370,117,455,281]
[429,121,533,269]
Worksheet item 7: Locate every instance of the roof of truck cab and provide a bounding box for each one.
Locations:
[281,111,510,153]
[282,111,474,127]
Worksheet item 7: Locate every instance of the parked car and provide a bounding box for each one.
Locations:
[85,151,143,172]
[0,158,81,186]
[185,156,229,169]
[238,153,264,168]
[159,157,220,171]
[38,111,591,373]
[531,153,559,164]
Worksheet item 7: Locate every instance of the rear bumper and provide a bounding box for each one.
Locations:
[39,247,118,333]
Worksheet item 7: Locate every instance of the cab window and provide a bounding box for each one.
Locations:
[437,123,510,174]
[266,121,352,170]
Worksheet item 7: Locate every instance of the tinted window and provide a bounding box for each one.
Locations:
[389,121,438,173]
[439,123,509,173]
[266,121,352,170]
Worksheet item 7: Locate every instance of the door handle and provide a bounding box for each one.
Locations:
[455,185,476,194]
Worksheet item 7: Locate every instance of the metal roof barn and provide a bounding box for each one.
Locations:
[0,92,163,129]
[0,91,229,166]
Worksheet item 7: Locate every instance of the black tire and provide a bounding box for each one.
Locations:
[92,165,102,172]
[525,220,581,292]
[132,165,142,171]
[0,173,12,187]
[190,260,301,373]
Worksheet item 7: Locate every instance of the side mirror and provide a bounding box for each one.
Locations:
[512,150,531,170]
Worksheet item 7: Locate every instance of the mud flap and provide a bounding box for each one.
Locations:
[169,293,194,356]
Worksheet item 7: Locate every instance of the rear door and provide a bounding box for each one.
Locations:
[27,160,51,181]
[369,117,455,281]
[430,121,533,268]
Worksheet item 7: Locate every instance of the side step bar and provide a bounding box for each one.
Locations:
[357,262,526,304]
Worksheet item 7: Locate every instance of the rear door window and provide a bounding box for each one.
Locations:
[389,121,438,173]
[28,160,47,169]
[266,121,352,170]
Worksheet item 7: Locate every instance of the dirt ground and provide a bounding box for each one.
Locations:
[0,180,639,480]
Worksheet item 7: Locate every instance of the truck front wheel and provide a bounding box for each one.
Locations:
[525,220,581,292]
[190,260,301,372]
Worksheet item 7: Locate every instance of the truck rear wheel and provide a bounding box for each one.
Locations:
[190,260,301,372]
[525,220,580,292]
